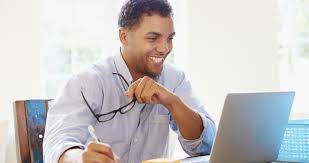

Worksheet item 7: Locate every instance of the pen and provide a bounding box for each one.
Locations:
[88,125,99,142]
[88,125,118,161]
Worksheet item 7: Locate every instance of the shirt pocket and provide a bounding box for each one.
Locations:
[142,114,170,160]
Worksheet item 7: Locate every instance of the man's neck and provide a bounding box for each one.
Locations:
[120,48,143,81]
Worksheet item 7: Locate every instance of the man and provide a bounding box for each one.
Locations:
[43,0,216,163]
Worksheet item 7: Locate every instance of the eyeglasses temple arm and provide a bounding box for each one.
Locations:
[81,91,100,119]
[112,72,130,86]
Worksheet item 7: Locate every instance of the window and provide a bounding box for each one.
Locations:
[278,0,309,114]
[40,0,123,97]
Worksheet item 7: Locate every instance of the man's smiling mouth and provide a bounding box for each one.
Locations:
[149,56,164,64]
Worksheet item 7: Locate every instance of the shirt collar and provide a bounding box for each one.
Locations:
[113,49,133,84]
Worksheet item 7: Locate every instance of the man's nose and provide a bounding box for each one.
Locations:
[156,41,170,54]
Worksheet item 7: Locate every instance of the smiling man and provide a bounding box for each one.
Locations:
[43,0,216,163]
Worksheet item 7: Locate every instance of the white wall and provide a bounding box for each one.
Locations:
[0,0,43,162]
[185,0,280,122]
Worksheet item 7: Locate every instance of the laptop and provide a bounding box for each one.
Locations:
[181,92,295,163]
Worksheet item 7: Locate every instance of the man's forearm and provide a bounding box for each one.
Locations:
[165,95,204,140]
[58,147,83,163]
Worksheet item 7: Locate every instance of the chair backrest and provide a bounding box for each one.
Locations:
[13,100,52,163]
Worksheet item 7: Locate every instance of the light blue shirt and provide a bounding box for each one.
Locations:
[43,52,216,163]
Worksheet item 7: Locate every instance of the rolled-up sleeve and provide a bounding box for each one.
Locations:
[169,71,216,156]
[43,71,103,163]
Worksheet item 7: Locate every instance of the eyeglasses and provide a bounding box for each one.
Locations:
[81,73,137,122]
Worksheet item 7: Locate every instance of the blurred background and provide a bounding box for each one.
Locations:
[1,0,309,162]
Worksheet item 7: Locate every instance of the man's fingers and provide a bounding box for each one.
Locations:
[126,77,163,104]
[113,152,121,163]
[134,78,147,103]
[126,78,141,100]
[83,150,114,163]
[135,77,152,103]
[141,83,156,104]
[87,142,114,160]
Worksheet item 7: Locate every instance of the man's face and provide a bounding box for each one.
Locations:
[124,14,175,78]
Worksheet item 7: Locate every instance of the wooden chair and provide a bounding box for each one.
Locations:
[13,100,52,163]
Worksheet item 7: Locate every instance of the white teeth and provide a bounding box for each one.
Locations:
[150,57,163,63]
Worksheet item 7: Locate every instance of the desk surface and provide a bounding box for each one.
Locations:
[179,156,299,163]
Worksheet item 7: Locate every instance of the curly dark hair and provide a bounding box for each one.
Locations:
[118,0,173,29]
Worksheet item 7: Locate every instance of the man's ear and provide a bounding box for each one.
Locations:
[119,27,129,46]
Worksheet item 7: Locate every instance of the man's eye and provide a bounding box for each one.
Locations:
[147,38,157,41]
[168,37,174,41]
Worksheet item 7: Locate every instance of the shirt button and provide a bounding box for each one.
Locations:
[134,138,138,143]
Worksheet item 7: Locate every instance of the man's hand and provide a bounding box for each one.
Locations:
[124,76,176,108]
[124,76,204,140]
[82,142,120,163]
[59,142,120,163]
